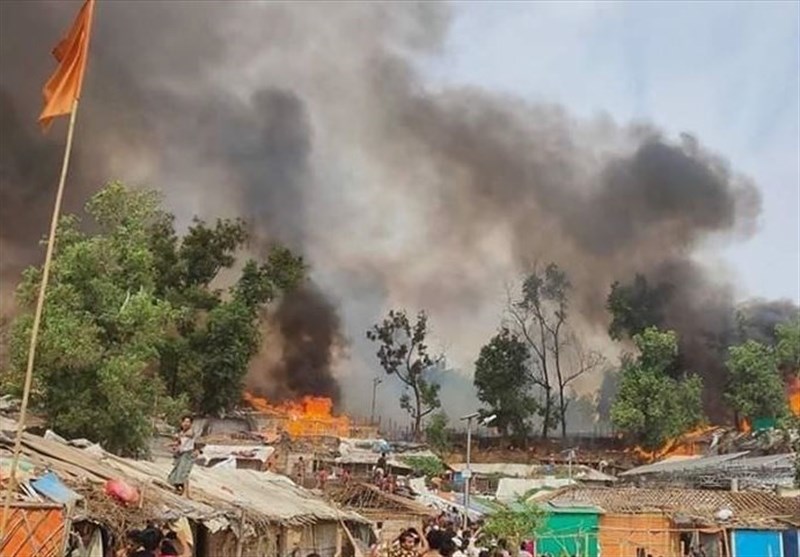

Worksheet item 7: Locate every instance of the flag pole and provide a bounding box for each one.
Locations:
[0,97,81,539]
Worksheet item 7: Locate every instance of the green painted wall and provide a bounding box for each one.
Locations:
[536,511,599,557]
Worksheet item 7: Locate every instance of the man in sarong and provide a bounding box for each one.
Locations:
[168,415,199,497]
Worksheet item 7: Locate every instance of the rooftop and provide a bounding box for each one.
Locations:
[543,487,800,529]
[1,431,367,537]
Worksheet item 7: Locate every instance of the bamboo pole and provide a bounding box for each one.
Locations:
[0,98,81,540]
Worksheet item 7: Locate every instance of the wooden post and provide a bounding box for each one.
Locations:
[0,98,81,539]
[235,509,245,557]
[60,502,75,557]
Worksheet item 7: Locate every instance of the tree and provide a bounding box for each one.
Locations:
[611,328,704,451]
[482,499,544,556]
[9,183,303,454]
[424,412,451,454]
[555,335,605,438]
[367,309,441,440]
[149,217,304,414]
[776,317,800,374]
[606,274,672,340]
[474,328,537,444]
[507,263,598,438]
[724,340,787,421]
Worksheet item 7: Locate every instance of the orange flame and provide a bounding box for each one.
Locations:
[787,375,800,417]
[740,417,752,433]
[631,425,717,463]
[243,392,350,438]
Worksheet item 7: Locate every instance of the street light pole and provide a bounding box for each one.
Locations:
[370,377,382,425]
[464,415,473,529]
[460,412,494,529]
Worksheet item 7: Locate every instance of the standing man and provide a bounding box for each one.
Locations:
[294,456,307,486]
[168,415,199,497]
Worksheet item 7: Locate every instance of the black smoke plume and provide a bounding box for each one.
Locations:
[0,1,795,420]
[248,283,346,405]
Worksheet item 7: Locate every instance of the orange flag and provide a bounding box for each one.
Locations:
[39,0,95,132]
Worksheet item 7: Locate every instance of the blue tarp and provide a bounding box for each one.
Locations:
[31,471,82,504]
[731,529,782,557]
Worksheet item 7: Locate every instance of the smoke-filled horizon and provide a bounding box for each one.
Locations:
[0,1,796,422]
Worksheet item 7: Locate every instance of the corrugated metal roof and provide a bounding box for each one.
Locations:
[619,452,749,476]
[334,439,438,468]
[449,463,536,477]
[198,444,275,464]
[542,487,800,529]
[496,478,575,502]
[721,453,795,469]
[541,501,602,514]
[449,463,616,482]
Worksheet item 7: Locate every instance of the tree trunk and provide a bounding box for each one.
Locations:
[538,322,551,440]
[413,385,422,441]
[540,387,551,439]
[552,325,567,439]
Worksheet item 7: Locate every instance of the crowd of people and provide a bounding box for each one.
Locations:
[368,512,525,557]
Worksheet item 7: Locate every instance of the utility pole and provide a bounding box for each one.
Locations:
[370,377,382,425]
[463,414,473,529]
[461,412,495,529]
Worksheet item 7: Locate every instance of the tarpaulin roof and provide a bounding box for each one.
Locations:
[1,432,367,533]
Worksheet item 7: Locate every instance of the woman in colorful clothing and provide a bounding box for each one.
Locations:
[167,415,199,497]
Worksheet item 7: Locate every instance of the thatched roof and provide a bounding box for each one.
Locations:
[542,486,800,529]
[328,482,436,517]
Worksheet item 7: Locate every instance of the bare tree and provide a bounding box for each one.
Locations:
[507,263,605,439]
[554,334,606,438]
[506,263,567,439]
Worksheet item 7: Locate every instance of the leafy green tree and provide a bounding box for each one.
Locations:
[474,328,537,444]
[9,182,303,453]
[11,184,176,454]
[482,499,544,556]
[367,309,441,440]
[606,274,672,340]
[611,328,704,451]
[400,455,446,477]
[424,412,451,453]
[149,216,304,414]
[776,317,800,374]
[724,340,787,421]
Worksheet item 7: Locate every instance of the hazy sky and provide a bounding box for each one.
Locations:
[421,0,799,303]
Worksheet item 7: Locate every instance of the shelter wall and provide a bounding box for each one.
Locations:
[370,515,425,546]
[536,512,599,557]
[731,529,782,557]
[598,513,678,557]
[1,504,67,557]
[286,521,342,557]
